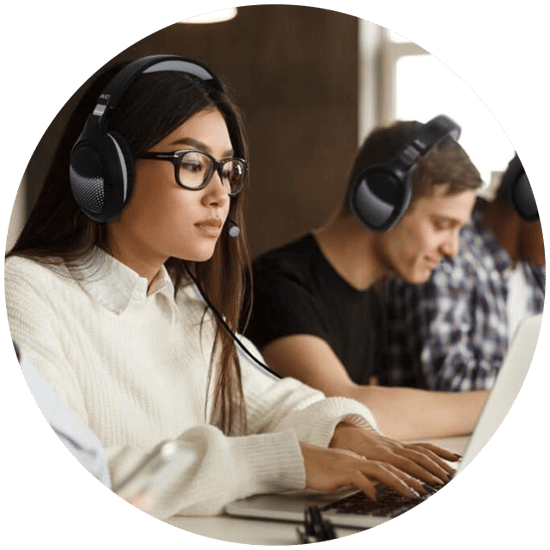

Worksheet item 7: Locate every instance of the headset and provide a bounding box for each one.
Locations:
[499,153,539,222]
[185,268,280,379]
[349,114,461,232]
[69,54,223,223]
[69,54,276,378]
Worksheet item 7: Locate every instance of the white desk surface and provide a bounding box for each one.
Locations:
[164,436,470,545]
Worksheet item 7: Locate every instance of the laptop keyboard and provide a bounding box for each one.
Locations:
[320,484,441,519]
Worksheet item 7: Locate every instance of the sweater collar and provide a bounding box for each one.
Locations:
[70,247,175,315]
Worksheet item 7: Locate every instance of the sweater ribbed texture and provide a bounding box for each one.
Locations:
[5,252,378,519]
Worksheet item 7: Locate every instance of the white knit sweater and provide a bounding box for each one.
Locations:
[5,249,378,519]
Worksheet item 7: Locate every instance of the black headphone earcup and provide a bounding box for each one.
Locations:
[349,115,460,233]
[349,166,410,232]
[511,173,538,222]
[70,126,134,222]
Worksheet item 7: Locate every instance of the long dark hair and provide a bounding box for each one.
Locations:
[7,58,252,435]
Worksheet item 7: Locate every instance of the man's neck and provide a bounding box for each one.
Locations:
[312,211,388,291]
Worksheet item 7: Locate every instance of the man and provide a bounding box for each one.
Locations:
[382,154,545,391]
[245,117,489,441]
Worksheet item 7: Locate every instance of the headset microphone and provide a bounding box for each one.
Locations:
[228,219,240,238]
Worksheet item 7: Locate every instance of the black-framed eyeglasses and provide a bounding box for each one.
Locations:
[138,149,248,196]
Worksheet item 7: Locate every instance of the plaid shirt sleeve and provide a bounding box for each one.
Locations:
[383,211,544,392]
[410,248,507,391]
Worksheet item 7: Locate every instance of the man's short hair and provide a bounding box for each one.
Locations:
[343,120,483,213]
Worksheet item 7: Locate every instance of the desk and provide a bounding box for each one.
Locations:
[165,436,469,545]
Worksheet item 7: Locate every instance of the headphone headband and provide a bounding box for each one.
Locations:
[349,114,461,232]
[91,55,223,124]
[412,114,461,152]
[391,115,461,181]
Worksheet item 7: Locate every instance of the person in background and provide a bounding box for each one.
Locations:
[14,343,111,488]
[245,118,489,441]
[382,154,545,391]
[16,342,154,511]
[5,56,457,521]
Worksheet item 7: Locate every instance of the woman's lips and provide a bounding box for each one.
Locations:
[195,218,223,237]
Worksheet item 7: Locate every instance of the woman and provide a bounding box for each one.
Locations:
[5,55,457,520]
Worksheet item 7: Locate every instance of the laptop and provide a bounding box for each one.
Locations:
[225,314,543,529]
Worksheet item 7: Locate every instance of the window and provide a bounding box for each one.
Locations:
[359,21,515,193]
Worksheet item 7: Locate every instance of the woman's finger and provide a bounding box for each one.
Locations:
[397,445,457,478]
[346,436,449,485]
[407,443,461,464]
[348,471,378,502]
[376,439,455,480]
[355,462,423,500]
[377,451,448,485]
[380,463,430,496]
[403,444,457,476]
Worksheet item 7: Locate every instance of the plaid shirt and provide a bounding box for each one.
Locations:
[381,207,545,391]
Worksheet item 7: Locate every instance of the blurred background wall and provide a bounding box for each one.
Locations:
[14,5,358,258]
[9,4,514,256]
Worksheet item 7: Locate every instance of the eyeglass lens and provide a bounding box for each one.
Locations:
[179,151,245,194]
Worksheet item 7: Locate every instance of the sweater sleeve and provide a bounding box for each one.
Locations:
[5,259,307,519]
[6,258,378,520]
[5,260,90,423]
[106,427,305,519]
[235,334,380,445]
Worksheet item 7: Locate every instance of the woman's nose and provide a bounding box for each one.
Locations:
[203,170,230,206]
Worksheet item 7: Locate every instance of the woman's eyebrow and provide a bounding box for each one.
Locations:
[168,137,234,157]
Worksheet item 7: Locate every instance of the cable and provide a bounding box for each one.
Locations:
[184,267,281,380]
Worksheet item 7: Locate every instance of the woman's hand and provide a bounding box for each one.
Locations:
[330,422,461,487]
[299,442,428,501]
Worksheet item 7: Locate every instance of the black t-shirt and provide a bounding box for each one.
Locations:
[245,233,384,385]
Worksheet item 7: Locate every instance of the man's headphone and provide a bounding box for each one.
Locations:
[348,114,461,232]
[69,54,223,223]
[499,154,538,222]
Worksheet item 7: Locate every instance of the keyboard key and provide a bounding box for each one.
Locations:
[321,484,441,519]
